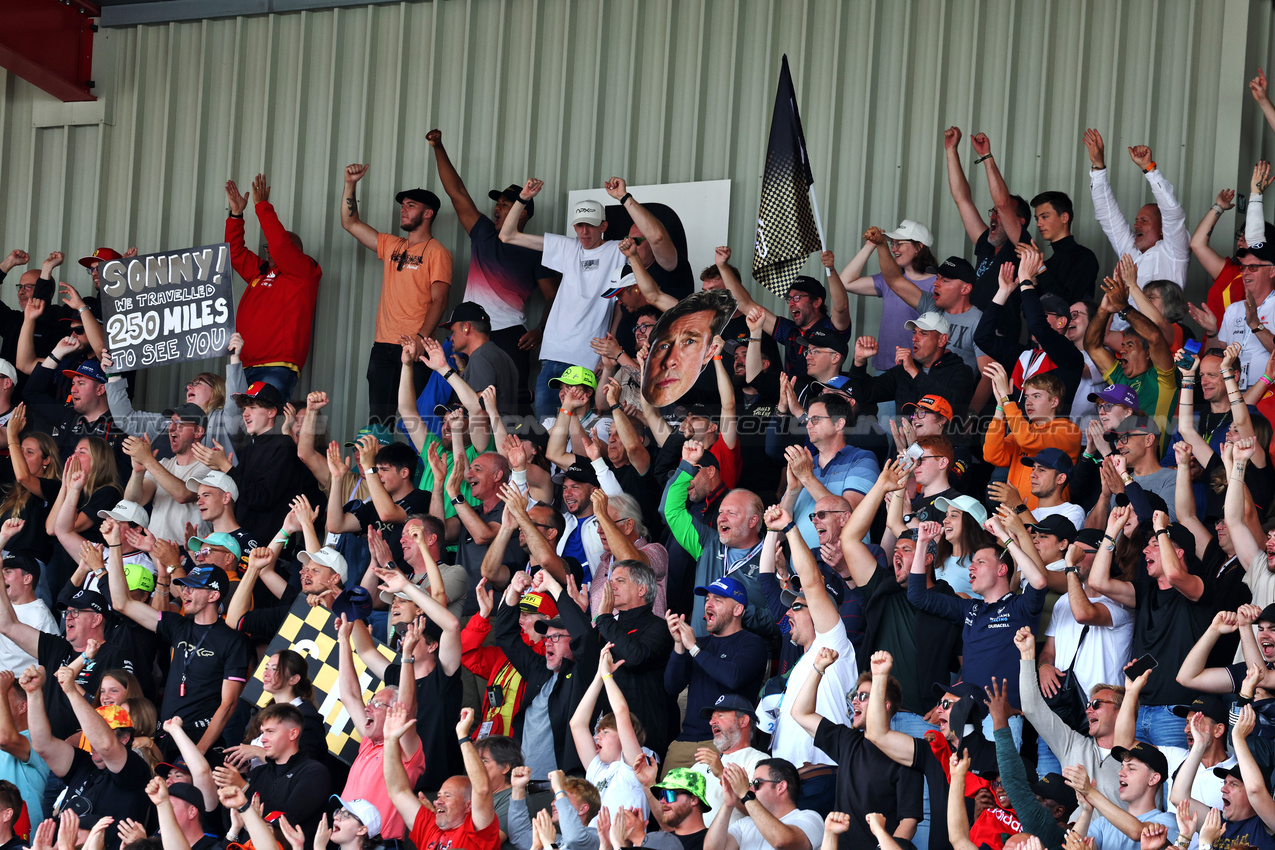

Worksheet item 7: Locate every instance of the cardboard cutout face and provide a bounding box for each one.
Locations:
[641,289,736,408]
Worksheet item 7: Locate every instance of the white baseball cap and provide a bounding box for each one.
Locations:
[330,795,381,838]
[0,359,17,383]
[97,500,150,527]
[905,311,951,335]
[885,219,934,247]
[186,470,240,502]
[571,199,605,226]
[299,547,348,583]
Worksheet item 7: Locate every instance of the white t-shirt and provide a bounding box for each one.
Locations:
[585,755,650,822]
[1033,502,1087,530]
[1218,292,1275,389]
[694,746,768,827]
[1072,350,1102,437]
[728,807,825,850]
[1162,748,1232,812]
[770,622,858,767]
[0,599,58,673]
[145,457,210,544]
[539,234,624,369]
[1045,589,1134,696]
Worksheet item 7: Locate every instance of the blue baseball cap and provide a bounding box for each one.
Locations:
[61,359,106,384]
[1019,446,1074,475]
[694,576,747,606]
[699,693,757,721]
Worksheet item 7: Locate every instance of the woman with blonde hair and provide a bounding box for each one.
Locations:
[101,332,248,453]
[0,404,60,564]
[45,436,123,595]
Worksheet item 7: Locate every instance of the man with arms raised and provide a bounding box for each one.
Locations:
[121,404,208,545]
[427,130,557,400]
[385,702,500,850]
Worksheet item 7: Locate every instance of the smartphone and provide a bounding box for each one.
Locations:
[1176,338,1202,370]
[1125,653,1158,681]
[32,278,54,305]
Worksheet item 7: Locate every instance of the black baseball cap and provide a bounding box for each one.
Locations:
[1026,514,1078,543]
[1172,695,1230,724]
[167,782,205,810]
[1111,741,1169,780]
[787,276,826,302]
[67,588,108,614]
[489,184,534,217]
[162,402,209,426]
[935,257,976,285]
[1039,292,1070,316]
[442,301,491,329]
[800,327,849,358]
[1030,773,1077,813]
[395,188,440,212]
[1238,244,1275,265]
[1074,528,1105,548]
[563,460,599,487]
[699,693,756,722]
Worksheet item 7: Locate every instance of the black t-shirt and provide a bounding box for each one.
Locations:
[1,478,60,562]
[237,584,302,642]
[36,631,136,739]
[103,616,158,697]
[384,660,463,793]
[60,747,154,850]
[973,228,1024,341]
[674,831,707,850]
[609,462,660,536]
[911,488,960,525]
[155,614,251,733]
[1133,569,1218,706]
[457,501,522,617]
[814,718,923,849]
[352,488,431,564]
[1223,814,1275,850]
[78,487,123,546]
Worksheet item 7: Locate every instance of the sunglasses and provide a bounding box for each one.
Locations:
[939,698,956,710]
[630,236,647,245]
[808,510,848,522]
[788,602,808,613]
[657,789,682,804]
[1087,698,1116,710]
[750,778,780,791]
[850,691,871,702]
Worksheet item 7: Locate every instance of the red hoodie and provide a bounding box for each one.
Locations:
[226,202,321,370]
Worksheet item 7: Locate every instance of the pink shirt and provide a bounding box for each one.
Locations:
[343,734,426,839]
[589,538,669,617]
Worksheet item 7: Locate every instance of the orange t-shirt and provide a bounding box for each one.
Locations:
[374,233,453,342]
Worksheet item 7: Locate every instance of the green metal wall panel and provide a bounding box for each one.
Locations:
[0,0,1272,442]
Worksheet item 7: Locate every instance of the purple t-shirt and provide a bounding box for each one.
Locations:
[871,272,935,371]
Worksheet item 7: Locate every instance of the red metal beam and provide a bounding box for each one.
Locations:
[0,0,99,102]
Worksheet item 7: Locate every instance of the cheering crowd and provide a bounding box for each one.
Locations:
[6,60,1275,850]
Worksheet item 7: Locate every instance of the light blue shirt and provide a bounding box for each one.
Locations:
[793,444,880,547]
[1089,808,1178,850]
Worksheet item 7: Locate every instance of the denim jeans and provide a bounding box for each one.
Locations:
[244,365,299,403]
[1137,704,1189,749]
[983,714,1024,751]
[796,772,836,818]
[1036,735,1063,776]
[533,359,572,421]
[892,711,939,850]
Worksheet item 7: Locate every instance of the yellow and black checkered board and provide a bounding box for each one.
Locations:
[242,597,396,764]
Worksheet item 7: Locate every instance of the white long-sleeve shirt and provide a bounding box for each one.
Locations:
[1090,166,1191,285]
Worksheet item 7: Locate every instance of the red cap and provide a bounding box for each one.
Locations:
[518,590,558,618]
[78,247,122,268]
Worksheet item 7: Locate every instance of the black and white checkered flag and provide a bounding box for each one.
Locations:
[752,55,821,298]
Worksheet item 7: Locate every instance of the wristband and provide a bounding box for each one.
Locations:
[441,368,456,381]
[1142,161,1156,173]
[780,521,796,535]
[458,736,471,745]
[1091,165,1106,172]
[1155,528,1169,537]
[559,408,574,416]
[554,791,567,800]
[619,192,633,205]
[236,799,252,814]
[603,404,617,414]
[274,532,290,544]
[1263,374,1274,387]
[229,212,244,219]
[518,195,532,204]
[602,673,613,679]
[364,467,375,475]
[402,656,415,664]
[1212,203,1226,215]
[974,153,993,164]
[712,355,722,361]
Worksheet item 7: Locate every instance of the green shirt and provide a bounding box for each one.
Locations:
[1102,361,1178,447]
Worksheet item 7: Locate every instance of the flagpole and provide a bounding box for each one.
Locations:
[809,185,827,251]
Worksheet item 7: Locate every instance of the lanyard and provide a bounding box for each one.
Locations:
[180,627,212,697]
[720,540,764,576]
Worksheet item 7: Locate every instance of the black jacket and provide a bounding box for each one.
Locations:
[973,286,1084,414]
[850,349,977,423]
[229,431,320,543]
[596,605,675,756]
[493,588,600,776]
[246,754,331,843]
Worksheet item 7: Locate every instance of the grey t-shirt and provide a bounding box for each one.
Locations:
[917,291,986,374]
[523,673,559,779]
[1133,467,1178,520]
[464,340,520,405]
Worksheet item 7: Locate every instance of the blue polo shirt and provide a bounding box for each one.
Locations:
[906,573,1046,708]
[793,444,881,547]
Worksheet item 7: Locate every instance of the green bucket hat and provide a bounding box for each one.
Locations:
[651,768,712,811]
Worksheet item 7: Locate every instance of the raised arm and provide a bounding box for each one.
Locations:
[1152,509,1204,601]
[1084,291,1118,375]
[715,246,775,334]
[103,518,160,630]
[498,180,546,251]
[456,709,494,831]
[864,651,921,766]
[974,133,1023,245]
[1085,505,1137,608]
[1226,442,1265,567]
[339,164,379,251]
[946,751,981,850]
[606,178,677,271]
[1190,190,1235,280]
[19,667,73,778]
[791,647,839,737]
[768,505,839,633]
[334,615,370,733]
[1232,706,1275,831]
[944,127,989,243]
[426,130,482,232]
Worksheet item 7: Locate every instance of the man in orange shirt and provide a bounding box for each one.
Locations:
[982,361,1081,510]
[340,164,453,426]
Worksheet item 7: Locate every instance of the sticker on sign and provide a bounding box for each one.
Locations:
[97,242,236,370]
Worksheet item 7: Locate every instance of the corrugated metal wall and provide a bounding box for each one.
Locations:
[1,0,1273,441]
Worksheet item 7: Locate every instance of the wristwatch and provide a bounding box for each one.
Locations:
[1013,504,1028,514]
[740,790,757,804]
